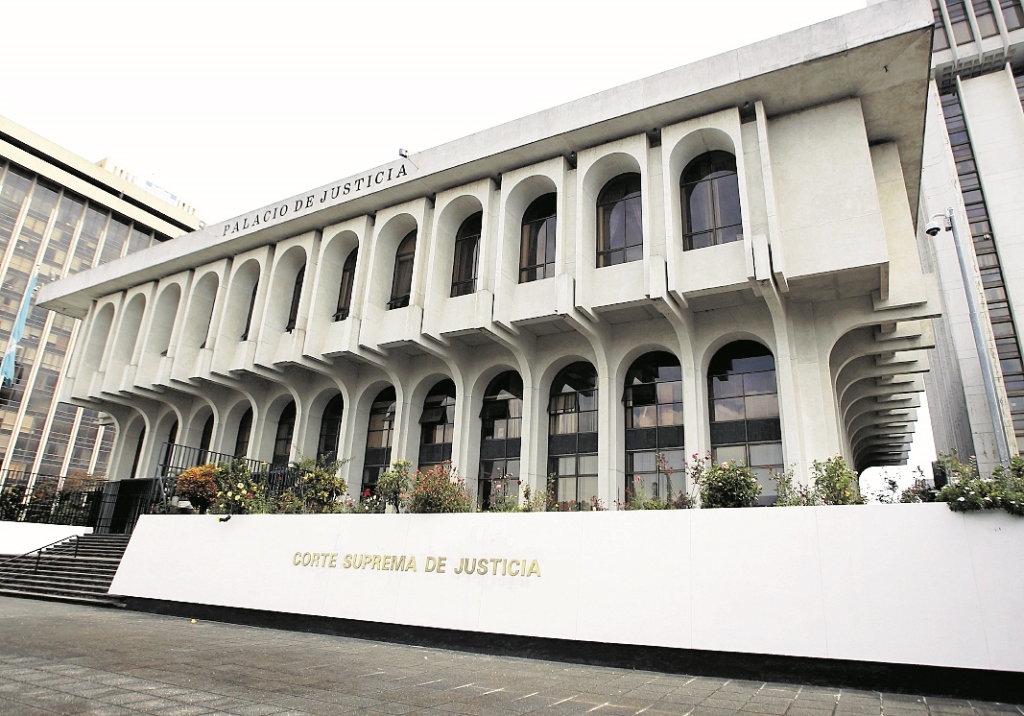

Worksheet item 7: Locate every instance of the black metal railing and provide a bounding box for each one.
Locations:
[0,471,107,527]
[157,442,301,504]
[0,534,80,586]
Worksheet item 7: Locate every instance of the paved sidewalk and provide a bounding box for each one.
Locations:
[0,597,1020,716]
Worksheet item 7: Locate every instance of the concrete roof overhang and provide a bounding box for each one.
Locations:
[39,0,933,319]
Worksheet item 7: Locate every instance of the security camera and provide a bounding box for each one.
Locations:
[924,220,944,237]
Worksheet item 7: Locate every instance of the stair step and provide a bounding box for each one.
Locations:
[0,587,125,608]
[0,533,132,609]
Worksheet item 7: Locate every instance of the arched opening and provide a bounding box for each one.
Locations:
[597,174,642,267]
[708,340,782,501]
[519,193,557,283]
[317,394,344,463]
[548,362,599,510]
[273,401,296,466]
[285,265,305,332]
[681,151,741,251]
[159,420,178,476]
[182,272,219,349]
[362,387,396,493]
[234,407,253,458]
[129,425,147,479]
[199,413,214,463]
[147,284,180,356]
[335,248,358,321]
[624,351,685,500]
[388,231,416,309]
[479,371,523,510]
[110,294,146,367]
[83,303,115,372]
[419,379,456,471]
[451,213,481,297]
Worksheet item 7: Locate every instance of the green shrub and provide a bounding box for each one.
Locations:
[211,459,268,514]
[690,455,760,509]
[375,460,411,512]
[291,456,348,513]
[810,456,863,505]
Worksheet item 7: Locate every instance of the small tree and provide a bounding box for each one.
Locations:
[175,464,219,513]
[375,460,411,512]
[809,456,864,505]
[407,463,472,513]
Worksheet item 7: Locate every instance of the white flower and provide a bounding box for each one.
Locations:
[957,497,965,502]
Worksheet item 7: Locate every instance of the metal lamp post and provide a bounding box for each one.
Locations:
[931,207,1011,464]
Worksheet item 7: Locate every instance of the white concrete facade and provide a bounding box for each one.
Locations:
[111,505,1024,673]
[38,0,939,503]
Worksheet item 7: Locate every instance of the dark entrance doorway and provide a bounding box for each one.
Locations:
[94,479,160,534]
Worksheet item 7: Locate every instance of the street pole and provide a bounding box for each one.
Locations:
[944,207,1011,464]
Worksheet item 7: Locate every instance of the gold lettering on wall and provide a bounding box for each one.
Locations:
[291,551,541,577]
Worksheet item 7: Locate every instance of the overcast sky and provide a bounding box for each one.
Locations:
[2,0,935,485]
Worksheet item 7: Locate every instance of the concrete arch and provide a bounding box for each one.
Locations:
[256,389,301,463]
[146,283,181,356]
[318,229,359,322]
[297,383,347,461]
[82,302,116,373]
[699,330,776,377]
[181,272,219,349]
[432,194,484,301]
[579,152,644,267]
[347,379,397,486]
[266,244,307,332]
[183,401,216,451]
[223,397,255,457]
[221,258,262,340]
[110,293,147,368]
[500,174,559,285]
[368,212,418,309]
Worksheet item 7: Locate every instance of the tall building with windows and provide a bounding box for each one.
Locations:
[37,0,941,507]
[0,115,200,483]
[915,0,1024,473]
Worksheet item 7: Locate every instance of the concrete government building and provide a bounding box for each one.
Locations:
[0,116,200,484]
[35,0,1022,507]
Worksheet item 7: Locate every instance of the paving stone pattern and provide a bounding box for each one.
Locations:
[0,597,1020,716]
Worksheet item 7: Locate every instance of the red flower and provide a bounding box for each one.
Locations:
[363,488,370,497]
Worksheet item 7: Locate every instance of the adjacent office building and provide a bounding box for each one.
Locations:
[0,116,200,484]
[918,0,1024,474]
[37,0,950,508]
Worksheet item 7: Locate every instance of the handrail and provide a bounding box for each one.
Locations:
[0,534,81,586]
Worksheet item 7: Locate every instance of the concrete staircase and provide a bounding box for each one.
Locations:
[0,533,131,607]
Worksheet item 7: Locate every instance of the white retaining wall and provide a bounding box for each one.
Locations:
[110,503,1024,672]
[0,522,92,556]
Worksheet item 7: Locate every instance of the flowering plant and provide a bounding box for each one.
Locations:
[291,456,348,513]
[618,453,694,510]
[210,459,268,514]
[175,464,218,513]
[407,462,472,513]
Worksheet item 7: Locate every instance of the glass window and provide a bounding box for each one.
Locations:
[945,0,975,43]
[596,174,642,267]
[708,341,782,501]
[362,387,396,492]
[273,402,296,465]
[317,394,344,463]
[478,371,523,510]
[388,231,416,309]
[548,362,599,510]
[285,265,305,332]
[682,152,742,251]
[335,248,358,321]
[932,0,951,49]
[972,0,1000,36]
[623,351,685,500]
[451,212,481,297]
[419,379,456,472]
[1002,0,1024,30]
[519,193,557,283]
